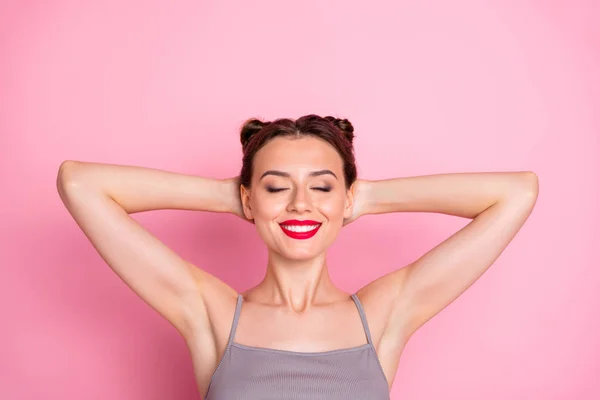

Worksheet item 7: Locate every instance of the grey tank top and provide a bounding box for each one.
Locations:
[204,293,390,400]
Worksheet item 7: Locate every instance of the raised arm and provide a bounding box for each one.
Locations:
[355,171,539,341]
[56,160,243,337]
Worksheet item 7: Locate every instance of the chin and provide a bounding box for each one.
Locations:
[283,250,322,261]
[256,225,329,259]
[274,244,327,261]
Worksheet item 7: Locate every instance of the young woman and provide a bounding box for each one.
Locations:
[57,114,539,399]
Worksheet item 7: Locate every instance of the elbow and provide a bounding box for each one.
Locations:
[522,171,539,199]
[511,171,539,206]
[57,160,77,185]
[56,160,85,196]
[501,171,538,206]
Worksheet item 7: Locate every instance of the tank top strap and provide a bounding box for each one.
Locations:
[351,293,373,345]
[226,293,244,347]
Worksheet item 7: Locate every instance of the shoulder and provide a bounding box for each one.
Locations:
[182,262,240,343]
[354,267,412,346]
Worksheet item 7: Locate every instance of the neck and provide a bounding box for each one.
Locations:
[255,250,339,311]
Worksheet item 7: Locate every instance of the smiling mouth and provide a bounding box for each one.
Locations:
[279,220,322,240]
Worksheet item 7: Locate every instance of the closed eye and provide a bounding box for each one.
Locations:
[266,187,331,193]
[266,187,288,193]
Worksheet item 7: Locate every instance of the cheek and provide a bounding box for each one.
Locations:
[317,196,347,218]
[251,194,286,219]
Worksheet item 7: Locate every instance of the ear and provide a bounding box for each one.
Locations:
[343,182,355,220]
[240,184,254,221]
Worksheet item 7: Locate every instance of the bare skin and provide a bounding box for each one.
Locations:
[57,136,539,397]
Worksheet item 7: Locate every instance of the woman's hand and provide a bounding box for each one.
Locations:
[224,177,251,222]
[343,179,371,226]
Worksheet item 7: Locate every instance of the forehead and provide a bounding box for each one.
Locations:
[252,136,343,176]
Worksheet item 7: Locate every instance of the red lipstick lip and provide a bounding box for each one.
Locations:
[279,220,322,240]
[279,220,321,226]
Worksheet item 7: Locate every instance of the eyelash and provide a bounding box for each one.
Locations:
[267,187,331,193]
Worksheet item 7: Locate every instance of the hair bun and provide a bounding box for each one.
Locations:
[240,118,270,150]
[324,116,355,144]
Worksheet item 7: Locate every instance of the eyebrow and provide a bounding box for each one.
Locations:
[259,170,338,180]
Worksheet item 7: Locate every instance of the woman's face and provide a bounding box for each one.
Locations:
[241,135,354,260]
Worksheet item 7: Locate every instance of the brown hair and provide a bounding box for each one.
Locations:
[239,114,357,189]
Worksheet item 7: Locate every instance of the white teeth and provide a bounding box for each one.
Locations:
[281,224,320,233]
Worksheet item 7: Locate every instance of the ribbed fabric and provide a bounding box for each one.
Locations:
[204,294,390,400]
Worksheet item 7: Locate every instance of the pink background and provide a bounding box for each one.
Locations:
[1,0,598,399]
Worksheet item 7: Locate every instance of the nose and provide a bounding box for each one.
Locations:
[287,186,312,214]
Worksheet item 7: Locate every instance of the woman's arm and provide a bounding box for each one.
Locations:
[56,160,242,337]
[355,171,539,339]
